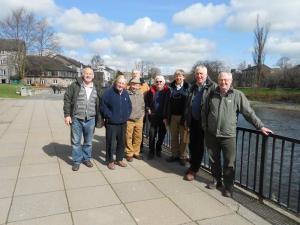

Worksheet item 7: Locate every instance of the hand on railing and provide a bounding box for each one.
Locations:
[260,127,273,136]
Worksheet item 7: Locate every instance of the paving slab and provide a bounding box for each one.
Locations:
[151,176,200,196]
[19,163,60,178]
[14,175,64,196]
[0,166,19,180]
[21,153,58,165]
[8,191,68,222]
[0,179,16,198]
[126,197,191,225]
[102,167,145,184]
[0,156,22,167]
[0,197,11,224]
[63,171,107,189]
[7,213,73,225]
[135,164,176,179]
[169,192,233,221]
[112,180,164,203]
[197,213,253,225]
[72,204,136,225]
[66,185,120,211]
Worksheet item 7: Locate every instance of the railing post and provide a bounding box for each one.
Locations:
[259,135,268,201]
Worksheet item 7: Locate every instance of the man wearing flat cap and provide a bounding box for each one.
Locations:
[125,77,145,161]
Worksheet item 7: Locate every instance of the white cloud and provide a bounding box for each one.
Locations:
[267,34,300,57]
[121,17,166,42]
[0,0,59,19]
[226,0,300,31]
[89,38,111,53]
[56,33,86,49]
[58,7,106,33]
[173,3,228,28]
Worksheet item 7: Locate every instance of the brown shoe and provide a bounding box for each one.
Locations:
[184,171,196,181]
[126,156,133,162]
[83,160,93,168]
[115,161,127,167]
[133,155,143,160]
[107,162,115,170]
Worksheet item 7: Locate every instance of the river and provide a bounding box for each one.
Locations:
[238,105,300,140]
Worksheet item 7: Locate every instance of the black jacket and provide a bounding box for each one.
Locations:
[164,80,190,125]
[183,77,216,128]
[63,77,104,128]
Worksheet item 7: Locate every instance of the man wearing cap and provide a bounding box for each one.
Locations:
[125,77,145,161]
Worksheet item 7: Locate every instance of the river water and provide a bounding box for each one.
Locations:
[238,105,300,139]
[236,105,300,212]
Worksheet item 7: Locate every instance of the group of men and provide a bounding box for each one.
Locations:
[63,65,272,198]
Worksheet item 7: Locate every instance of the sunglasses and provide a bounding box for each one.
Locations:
[156,80,163,83]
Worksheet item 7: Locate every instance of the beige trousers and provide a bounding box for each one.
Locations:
[169,115,187,159]
[125,118,143,157]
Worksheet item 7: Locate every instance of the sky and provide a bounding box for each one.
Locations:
[1,0,300,73]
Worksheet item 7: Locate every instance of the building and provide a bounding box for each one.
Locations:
[0,39,25,84]
[93,66,116,87]
[24,55,78,87]
[234,64,273,87]
[53,54,85,77]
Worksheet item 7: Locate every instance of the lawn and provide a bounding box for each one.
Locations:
[0,84,23,98]
[237,87,300,104]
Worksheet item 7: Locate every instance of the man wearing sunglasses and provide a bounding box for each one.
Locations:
[145,75,170,159]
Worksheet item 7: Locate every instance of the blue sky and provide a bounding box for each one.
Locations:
[1,0,300,73]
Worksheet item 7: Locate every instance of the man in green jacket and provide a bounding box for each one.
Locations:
[202,72,272,197]
[63,67,103,171]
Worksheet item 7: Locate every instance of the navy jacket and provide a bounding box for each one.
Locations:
[101,86,132,124]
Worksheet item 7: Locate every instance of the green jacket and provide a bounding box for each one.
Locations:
[63,77,104,128]
[202,87,264,137]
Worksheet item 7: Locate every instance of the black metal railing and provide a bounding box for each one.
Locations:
[143,123,300,214]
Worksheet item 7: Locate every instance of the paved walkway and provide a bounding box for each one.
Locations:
[0,98,271,225]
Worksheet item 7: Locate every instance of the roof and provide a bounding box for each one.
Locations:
[26,55,77,73]
[242,64,272,72]
[0,38,25,51]
[54,54,85,67]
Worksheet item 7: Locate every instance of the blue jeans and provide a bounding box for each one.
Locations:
[71,117,95,164]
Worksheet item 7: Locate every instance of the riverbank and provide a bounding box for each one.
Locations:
[238,87,300,104]
[250,100,300,111]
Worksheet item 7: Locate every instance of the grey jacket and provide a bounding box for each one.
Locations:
[128,90,145,121]
[202,87,264,138]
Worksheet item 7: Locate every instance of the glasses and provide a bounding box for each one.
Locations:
[156,80,163,83]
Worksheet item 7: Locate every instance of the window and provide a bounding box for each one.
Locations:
[41,79,45,84]
[27,79,32,85]
[53,79,57,84]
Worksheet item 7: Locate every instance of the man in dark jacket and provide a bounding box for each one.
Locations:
[183,65,216,181]
[202,72,272,197]
[63,67,103,171]
[101,75,132,169]
[145,75,170,159]
[164,69,190,166]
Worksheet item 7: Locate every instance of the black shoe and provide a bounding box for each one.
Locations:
[156,151,161,157]
[72,164,80,171]
[83,160,93,168]
[166,156,179,162]
[179,159,187,166]
[222,188,233,198]
[206,180,223,190]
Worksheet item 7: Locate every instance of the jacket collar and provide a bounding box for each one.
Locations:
[170,80,189,89]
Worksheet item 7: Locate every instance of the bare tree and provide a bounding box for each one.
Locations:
[35,19,61,56]
[148,67,161,79]
[91,54,105,69]
[0,8,36,78]
[276,56,292,69]
[134,60,154,77]
[252,15,269,87]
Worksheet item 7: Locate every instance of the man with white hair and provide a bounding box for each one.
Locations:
[183,65,216,181]
[145,75,170,159]
[101,75,132,169]
[202,72,272,197]
[63,67,103,171]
